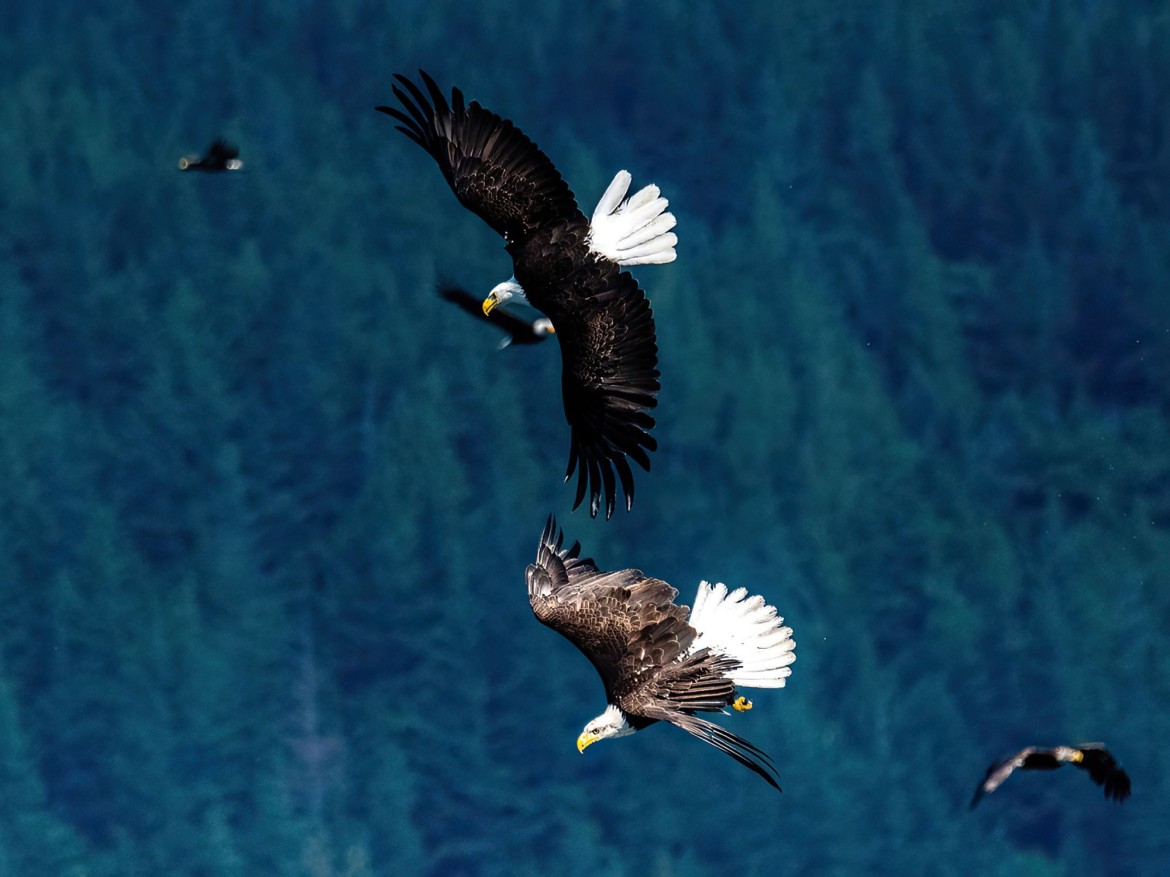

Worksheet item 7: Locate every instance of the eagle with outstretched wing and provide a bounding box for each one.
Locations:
[526,516,796,790]
[378,72,676,518]
[970,743,1131,807]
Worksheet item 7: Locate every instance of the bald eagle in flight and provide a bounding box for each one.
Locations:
[438,284,554,348]
[526,517,796,790]
[377,72,676,519]
[970,743,1131,808]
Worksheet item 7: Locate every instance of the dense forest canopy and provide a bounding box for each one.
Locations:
[1,2,1167,874]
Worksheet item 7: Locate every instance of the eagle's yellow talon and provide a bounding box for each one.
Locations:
[733,696,753,713]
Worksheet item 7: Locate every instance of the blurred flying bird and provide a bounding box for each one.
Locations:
[970,743,1131,808]
[178,140,243,172]
[527,517,795,790]
[438,284,555,348]
[378,71,677,519]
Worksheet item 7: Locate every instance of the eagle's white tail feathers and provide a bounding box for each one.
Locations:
[591,170,633,219]
[589,170,678,267]
[688,581,795,689]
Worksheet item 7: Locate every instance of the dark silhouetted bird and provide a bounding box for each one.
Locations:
[970,743,1131,808]
[178,140,243,172]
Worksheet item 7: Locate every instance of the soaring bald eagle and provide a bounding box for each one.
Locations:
[178,140,243,172]
[438,284,555,348]
[526,517,796,790]
[970,743,1131,808]
[378,72,675,518]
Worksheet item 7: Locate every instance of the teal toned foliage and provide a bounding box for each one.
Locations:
[1,1,1168,874]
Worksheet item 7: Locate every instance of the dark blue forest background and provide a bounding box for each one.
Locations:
[2,1,1168,875]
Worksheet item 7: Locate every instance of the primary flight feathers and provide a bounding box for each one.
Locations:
[526,516,795,790]
[377,71,673,519]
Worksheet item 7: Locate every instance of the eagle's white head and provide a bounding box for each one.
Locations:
[481,276,527,315]
[577,704,635,753]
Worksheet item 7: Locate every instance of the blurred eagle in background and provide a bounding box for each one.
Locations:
[970,743,1131,807]
[178,139,243,172]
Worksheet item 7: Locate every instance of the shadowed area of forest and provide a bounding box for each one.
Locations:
[1,2,1168,874]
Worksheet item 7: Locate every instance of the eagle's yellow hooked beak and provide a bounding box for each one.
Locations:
[577,731,599,754]
[482,293,499,316]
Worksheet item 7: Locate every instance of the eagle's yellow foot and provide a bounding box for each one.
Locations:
[732,696,753,713]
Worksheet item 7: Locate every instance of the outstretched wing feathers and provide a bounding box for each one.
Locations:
[527,517,686,693]
[384,82,430,145]
[648,708,782,791]
[613,456,636,511]
[1076,745,1132,801]
[970,743,1132,807]
[970,748,1038,807]
[558,271,660,517]
[377,71,578,241]
[527,515,600,592]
